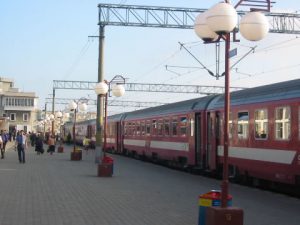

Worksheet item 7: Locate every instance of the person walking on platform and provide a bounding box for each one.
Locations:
[47,135,56,155]
[1,130,9,159]
[83,136,90,154]
[0,135,3,159]
[35,133,44,155]
[15,130,26,163]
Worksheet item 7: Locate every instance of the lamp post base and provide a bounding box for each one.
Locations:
[97,163,113,177]
[71,150,82,161]
[206,207,243,225]
[58,146,64,153]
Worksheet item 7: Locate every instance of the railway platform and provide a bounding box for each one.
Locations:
[0,143,299,225]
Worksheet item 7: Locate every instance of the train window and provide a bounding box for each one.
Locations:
[132,122,136,136]
[152,120,157,136]
[141,121,145,136]
[164,119,170,136]
[146,121,151,136]
[180,117,187,136]
[136,122,140,136]
[172,118,178,136]
[275,107,290,140]
[255,109,268,139]
[229,112,233,139]
[158,120,163,136]
[124,122,128,136]
[238,112,249,139]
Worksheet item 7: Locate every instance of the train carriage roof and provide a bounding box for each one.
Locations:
[207,78,300,109]
[124,95,217,120]
[108,113,127,121]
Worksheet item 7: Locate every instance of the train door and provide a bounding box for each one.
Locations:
[195,113,203,168]
[117,121,125,154]
[206,112,217,171]
[116,122,120,153]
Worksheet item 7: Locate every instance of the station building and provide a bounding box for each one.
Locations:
[0,77,38,134]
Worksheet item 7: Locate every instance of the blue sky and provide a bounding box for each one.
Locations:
[1,0,299,114]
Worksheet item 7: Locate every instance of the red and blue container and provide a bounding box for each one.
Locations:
[198,190,232,225]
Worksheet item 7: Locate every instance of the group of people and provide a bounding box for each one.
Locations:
[13,131,58,163]
[2,130,92,163]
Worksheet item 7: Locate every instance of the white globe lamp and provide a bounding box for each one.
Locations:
[194,11,218,42]
[79,103,87,112]
[112,84,125,97]
[63,112,70,119]
[94,82,109,95]
[68,101,77,111]
[239,11,269,41]
[55,111,63,118]
[206,2,238,35]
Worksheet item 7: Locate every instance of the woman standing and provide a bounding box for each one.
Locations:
[47,135,56,155]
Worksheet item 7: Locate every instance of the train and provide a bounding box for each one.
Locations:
[63,79,300,189]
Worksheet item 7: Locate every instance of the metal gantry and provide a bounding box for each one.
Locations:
[98,3,300,34]
[53,80,246,95]
[45,97,165,108]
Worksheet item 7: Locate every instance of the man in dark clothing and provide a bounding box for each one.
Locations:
[1,130,9,159]
[15,131,26,163]
[35,133,44,154]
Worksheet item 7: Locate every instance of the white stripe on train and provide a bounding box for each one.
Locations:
[120,139,297,164]
[218,146,296,164]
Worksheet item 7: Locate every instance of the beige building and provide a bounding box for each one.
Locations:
[0,77,38,134]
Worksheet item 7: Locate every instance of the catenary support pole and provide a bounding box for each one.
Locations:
[95,25,105,163]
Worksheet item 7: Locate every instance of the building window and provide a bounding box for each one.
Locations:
[275,106,290,140]
[10,113,16,121]
[255,109,268,139]
[23,113,29,121]
[238,111,249,139]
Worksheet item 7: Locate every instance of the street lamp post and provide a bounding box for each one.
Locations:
[194,1,270,224]
[68,100,88,152]
[55,111,64,153]
[94,75,125,164]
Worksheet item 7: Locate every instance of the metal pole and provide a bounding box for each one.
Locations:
[221,32,231,208]
[51,88,55,136]
[73,108,77,152]
[95,24,105,163]
[44,103,47,139]
[103,92,108,151]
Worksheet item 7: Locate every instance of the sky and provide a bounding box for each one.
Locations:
[1,0,300,115]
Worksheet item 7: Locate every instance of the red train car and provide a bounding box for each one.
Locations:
[107,79,300,187]
[67,79,300,188]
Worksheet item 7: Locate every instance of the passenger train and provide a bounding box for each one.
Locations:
[63,79,300,190]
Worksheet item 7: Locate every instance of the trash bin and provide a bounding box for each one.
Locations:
[97,156,114,177]
[198,190,232,225]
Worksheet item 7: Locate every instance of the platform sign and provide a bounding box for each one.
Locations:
[229,48,237,58]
